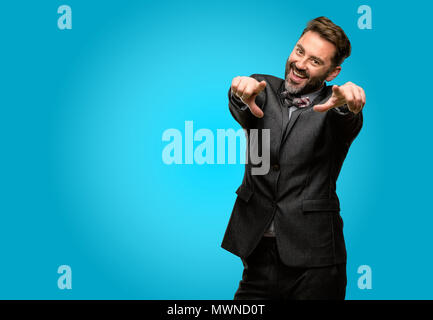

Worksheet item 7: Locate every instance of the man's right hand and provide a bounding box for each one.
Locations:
[231,76,266,118]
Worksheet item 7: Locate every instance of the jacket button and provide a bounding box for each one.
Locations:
[272,164,280,171]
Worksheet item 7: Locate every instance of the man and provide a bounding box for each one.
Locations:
[221,17,365,300]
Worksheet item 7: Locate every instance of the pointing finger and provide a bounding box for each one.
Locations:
[313,101,334,112]
[359,86,366,107]
[354,87,364,112]
[231,76,241,96]
[249,102,264,118]
[341,86,354,111]
[237,80,247,98]
[254,81,267,93]
[332,85,343,97]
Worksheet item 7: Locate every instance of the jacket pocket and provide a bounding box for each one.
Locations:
[235,184,254,202]
[302,199,340,213]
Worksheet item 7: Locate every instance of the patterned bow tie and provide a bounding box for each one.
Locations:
[280,90,311,108]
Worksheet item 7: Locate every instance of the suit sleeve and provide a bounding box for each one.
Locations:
[329,104,363,145]
[228,74,266,129]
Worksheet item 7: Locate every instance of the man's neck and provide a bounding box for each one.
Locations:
[299,82,325,97]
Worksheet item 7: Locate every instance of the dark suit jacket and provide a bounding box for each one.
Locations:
[221,74,363,267]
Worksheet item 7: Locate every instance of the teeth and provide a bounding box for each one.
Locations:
[293,69,306,78]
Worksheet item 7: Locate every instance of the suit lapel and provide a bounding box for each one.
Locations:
[277,81,290,141]
[272,80,286,144]
[281,107,304,144]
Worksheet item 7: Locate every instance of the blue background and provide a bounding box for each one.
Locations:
[0,0,431,299]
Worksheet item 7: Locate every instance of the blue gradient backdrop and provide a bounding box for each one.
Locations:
[0,0,431,299]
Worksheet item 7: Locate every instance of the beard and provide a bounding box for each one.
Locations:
[284,62,331,96]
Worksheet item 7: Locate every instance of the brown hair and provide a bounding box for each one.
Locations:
[301,16,351,67]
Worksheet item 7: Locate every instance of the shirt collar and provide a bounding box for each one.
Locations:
[298,84,325,102]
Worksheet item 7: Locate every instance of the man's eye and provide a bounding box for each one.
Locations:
[312,59,319,65]
[296,48,303,54]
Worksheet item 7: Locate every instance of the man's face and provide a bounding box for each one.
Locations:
[285,31,339,95]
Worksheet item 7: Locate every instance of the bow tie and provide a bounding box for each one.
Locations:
[280,90,311,108]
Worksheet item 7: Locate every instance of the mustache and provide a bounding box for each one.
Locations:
[289,63,309,78]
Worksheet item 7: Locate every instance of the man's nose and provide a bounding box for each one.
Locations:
[295,58,308,70]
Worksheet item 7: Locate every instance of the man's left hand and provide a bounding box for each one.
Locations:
[313,82,366,114]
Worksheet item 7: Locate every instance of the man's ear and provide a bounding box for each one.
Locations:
[325,65,341,82]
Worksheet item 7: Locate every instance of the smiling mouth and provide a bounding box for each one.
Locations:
[289,68,308,83]
[293,69,307,78]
